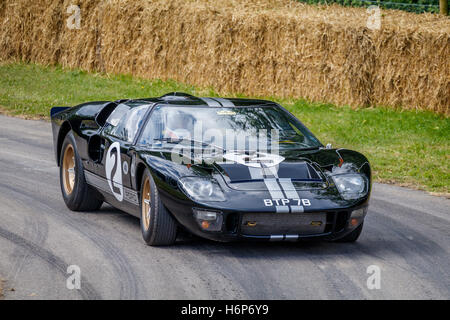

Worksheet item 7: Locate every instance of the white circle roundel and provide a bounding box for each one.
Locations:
[123,161,129,175]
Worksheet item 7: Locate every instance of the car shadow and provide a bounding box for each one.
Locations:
[91,205,445,263]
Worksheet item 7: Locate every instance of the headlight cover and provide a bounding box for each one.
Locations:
[179,177,226,202]
[332,174,368,200]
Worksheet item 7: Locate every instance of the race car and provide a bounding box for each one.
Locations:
[51,92,371,246]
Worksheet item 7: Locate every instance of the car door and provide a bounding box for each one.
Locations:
[98,102,151,204]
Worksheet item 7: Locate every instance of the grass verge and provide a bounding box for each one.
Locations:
[1,62,448,195]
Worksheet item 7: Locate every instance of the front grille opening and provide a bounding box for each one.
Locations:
[240,212,327,236]
[335,211,350,232]
[225,212,239,233]
[325,212,335,233]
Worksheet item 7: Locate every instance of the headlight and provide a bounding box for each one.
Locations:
[179,177,226,202]
[332,174,367,200]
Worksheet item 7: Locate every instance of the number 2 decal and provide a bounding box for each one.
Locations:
[105,142,123,202]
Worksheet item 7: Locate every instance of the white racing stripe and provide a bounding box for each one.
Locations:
[270,235,284,241]
[275,206,289,213]
[212,98,235,107]
[266,165,279,178]
[199,97,221,107]
[249,167,264,180]
[263,178,284,199]
[278,178,299,199]
[264,178,304,213]
[290,205,304,213]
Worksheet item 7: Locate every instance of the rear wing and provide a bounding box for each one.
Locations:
[50,106,70,118]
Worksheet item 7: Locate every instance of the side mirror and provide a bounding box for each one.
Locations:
[326,143,332,149]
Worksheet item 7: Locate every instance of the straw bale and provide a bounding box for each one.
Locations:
[0,0,448,114]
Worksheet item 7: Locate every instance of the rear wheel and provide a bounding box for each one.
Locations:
[60,132,103,211]
[336,223,363,243]
[140,169,177,246]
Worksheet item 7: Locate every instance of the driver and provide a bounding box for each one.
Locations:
[163,111,194,140]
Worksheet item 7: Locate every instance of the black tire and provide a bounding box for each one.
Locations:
[59,132,103,211]
[140,169,177,246]
[336,222,364,243]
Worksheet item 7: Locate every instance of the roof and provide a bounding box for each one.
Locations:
[133,92,275,107]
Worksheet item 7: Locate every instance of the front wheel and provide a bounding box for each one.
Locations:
[59,132,103,211]
[140,169,177,246]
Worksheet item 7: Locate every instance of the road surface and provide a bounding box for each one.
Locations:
[0,115,448,299]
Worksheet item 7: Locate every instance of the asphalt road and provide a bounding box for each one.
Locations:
[0,114,448,300]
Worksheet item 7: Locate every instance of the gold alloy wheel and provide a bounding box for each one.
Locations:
[62,144,76,195]
[142,176,151,230]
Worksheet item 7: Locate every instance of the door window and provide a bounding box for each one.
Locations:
[104,102,150,143]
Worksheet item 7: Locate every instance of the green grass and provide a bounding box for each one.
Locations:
[1,62,448,194]
[0,62,201,116]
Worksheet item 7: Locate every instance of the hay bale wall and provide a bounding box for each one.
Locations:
[0,0,448,114]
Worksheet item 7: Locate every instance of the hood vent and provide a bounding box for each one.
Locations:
[218,161,322,183]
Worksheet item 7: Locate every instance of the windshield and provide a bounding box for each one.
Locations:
[138,105,321,150]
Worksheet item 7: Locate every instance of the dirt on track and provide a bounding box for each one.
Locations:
[0,0,449,114]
